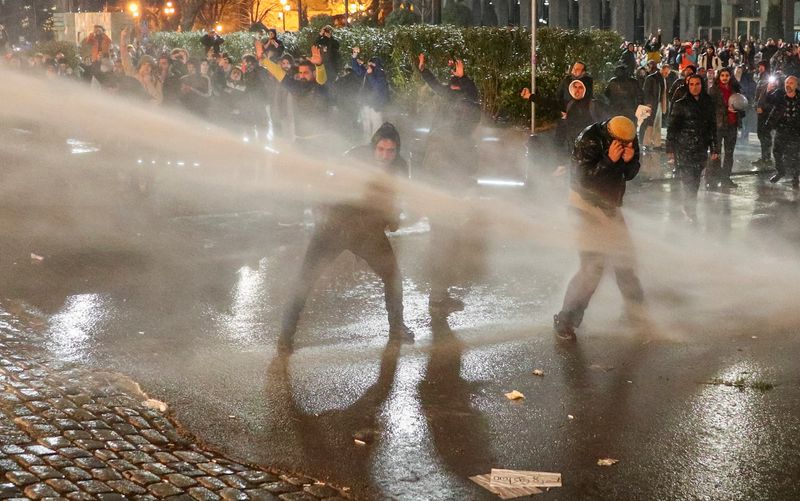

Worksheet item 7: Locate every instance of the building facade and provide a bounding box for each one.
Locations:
[519,0,799,43]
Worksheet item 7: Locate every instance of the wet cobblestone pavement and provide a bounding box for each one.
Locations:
[0,313,349,501]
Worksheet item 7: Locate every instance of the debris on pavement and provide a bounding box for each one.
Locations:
[142,398,168,412]
[597,458,620,466]
[470,469,562,498]
[567,414,574,420]
[532,369,545,377]
[589,364,615,372]
[353,439,367,446]
[504,390,525,400]
[30,253,44,262]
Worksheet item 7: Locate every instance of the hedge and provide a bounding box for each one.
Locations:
[147,26,624,125]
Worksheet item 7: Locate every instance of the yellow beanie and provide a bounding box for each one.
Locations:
[607,116,636,142]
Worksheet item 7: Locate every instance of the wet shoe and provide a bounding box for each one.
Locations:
[389,323,415,343]
[769,173,785,183]
[553,314,576,342]
[428,296,465,314]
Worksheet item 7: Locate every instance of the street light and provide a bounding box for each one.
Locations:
[215,23,223,33]
[164,1,175,16]
[128,2,140,17]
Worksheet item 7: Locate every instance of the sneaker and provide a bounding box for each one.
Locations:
[553,313,577,342]
[389,323,415,343]
[428,295,465,314]
[769,172,785,183]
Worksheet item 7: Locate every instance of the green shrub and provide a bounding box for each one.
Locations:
[308,15,335,32]
[149,25,623,126]
[34,40,81,68]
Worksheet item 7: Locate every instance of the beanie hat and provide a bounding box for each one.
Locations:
[371,122,401,151]
[607,116,636,142]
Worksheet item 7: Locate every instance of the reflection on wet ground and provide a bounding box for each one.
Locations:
[2,154,800,498]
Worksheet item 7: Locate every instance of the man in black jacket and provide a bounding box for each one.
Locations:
[553,116,645,341]
[605,64,642,123]
[556,61,594,115]
[667,75,719,221]
[766,76,800,187]
[278,123,414,354]
[753,61,777,168]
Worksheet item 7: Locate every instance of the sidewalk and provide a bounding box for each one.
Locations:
[0,307,349,501]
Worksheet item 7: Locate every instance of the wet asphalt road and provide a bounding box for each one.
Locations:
[2,137,800,500]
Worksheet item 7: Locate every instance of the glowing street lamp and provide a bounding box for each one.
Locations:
[164,1,175,15]
[215,23,223,33]
[128,2,140,17]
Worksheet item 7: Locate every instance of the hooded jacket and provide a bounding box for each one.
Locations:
[352,56,390,110]
[570,120,640,209]
[605,65,643,120]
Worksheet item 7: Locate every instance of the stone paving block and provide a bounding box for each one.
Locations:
[75,479,113,493]
[74,456,106,469]
[111,424,137,436]
[64,410,95,422]
[12,453,45,467]
[126,416,150,429]
[106,459,137,472]
[244,489,280,501]
[10,406,31,417]
[239,471,279,485]
[277,492,317,501]
[106,441,136,452]
[25,445,55,456]
[42,454,73,469]
[164,474,197,490]
[6,470,39,486]
[82,421,111,431]
[96,494,129,501]
[303,484,339,498]
[44,478,79,494]
[196,476,227,491]
[66,491,99,500]
[187,487,220,501]
[59,448,92,460]
[16,388,43,401]
[152,453,178,463]
[0,447,23,456]
[140,429,168,445]
[37,437,70,449]
[113,407,139,417]
[90,468,122,482]
[173,452,208,464]
[219,475,247,490]
[91,430,123,442]
[29,465,63,480]
[0,459,22,473]
[105,479,147,495]
[132,495,158,501]
[26,401,50,413]
[99,414,124,424]
[126,435,151,446]
[53,420,83,431]
[94,449,118,461]
[163,431,190,446]
[72,440,105,451]
[120,451,155,464]
[83,405,111,415]
[41,409,68,420]
[142,463,174,476]
[147,481,183,498]
[61,467,92,482]
[196,463,233,476]
[23,482,59,499]
[49,399,78,411]
[261,482,298,495]
[62,431,92,441]
[68,395,92,407]
[123,469,161,486]
[0,482,23,498]
[218,488,247,501]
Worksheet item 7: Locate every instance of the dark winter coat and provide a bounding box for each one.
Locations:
[419,69,481,137]
[619,49,638,77]
[708,80,743,128]
[570,120,640,209]
[765,89,800,136]
[643,70,677,111]
[666,93,718,160]
[351,56,390,110]
[605,66,643,121]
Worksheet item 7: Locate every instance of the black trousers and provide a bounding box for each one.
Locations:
[756,113,773,162]
[282,225,404,336]
[675,153,708,217]
[773,132,800,178]
[708,124,738,182]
